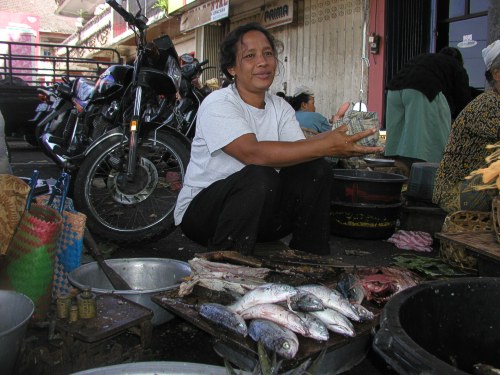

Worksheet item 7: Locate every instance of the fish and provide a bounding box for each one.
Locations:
[248,319,299,360]
[188,257,270,278]
[351,302,375,321]
[293,311,330,341]
[178,274,265,297]
[297,284,361,322]
[239,303,309,336]
[356,266,420,305]
[287,291,325,312]
[310,308,356,337]
[198,303,248,337]
[227,283,299,314]
[336,271,366,305]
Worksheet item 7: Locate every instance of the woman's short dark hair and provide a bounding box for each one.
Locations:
[219,22,281,80]
[290,93,310,111]
[439,46,464,66]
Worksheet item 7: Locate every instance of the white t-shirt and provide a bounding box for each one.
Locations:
[174,84,305,225]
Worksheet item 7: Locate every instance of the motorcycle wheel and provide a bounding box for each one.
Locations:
[73,132,190,244]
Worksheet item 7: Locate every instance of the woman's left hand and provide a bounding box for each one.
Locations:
[316,124,384,158]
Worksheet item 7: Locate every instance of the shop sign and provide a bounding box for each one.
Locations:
[260,0,294,29]
[180,0,229,32]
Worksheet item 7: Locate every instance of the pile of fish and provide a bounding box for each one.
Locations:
[197,282,375,359]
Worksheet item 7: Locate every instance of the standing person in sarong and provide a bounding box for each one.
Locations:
[384,47,470,176]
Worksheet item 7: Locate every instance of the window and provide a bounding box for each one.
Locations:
[437,0,488,88]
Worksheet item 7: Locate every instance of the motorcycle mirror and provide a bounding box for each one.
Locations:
[180,53,194,64]
[135,0,142,14]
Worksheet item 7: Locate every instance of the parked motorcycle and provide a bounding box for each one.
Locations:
[31,78,75,164]
[65,0,190,244]
[162,53,214,139]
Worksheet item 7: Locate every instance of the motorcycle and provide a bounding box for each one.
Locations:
[162,53,214,139]
[65,0,191,243]
[31,78,75,163]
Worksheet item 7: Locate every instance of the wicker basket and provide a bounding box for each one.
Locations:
[492,196,500,244]
[439,210,493,273]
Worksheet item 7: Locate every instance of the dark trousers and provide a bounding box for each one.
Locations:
[180,159,332,255]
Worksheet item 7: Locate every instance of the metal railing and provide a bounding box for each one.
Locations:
[0,40,121,87]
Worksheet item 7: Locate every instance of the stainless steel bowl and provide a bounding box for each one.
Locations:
[68,258,191,326]
[0,290,34,374]
[71,361,239,375]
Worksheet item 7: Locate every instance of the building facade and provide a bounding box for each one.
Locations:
[55,0,496,127]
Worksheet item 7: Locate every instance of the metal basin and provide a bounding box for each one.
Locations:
[68,258,191,326]
[0,290,35,375]
[71,361,243,375]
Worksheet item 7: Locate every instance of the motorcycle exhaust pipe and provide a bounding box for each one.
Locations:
[40,133,70,167]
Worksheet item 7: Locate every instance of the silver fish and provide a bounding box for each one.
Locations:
[297,284,361,322]
[227,283,299,314]
[199,303,248,337]
[310,308,356,337]
[352,302,375,321]
[248,319,299,360]
[239,303,309,336]
[288,291,325,312]
[336,271,366,305]
[293,311,330,341]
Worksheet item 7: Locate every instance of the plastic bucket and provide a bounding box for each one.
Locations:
[330,201,402,239]
[0,290,35,374]
[69,258,191,326]
[331,169,407,205]
[373,277,500,374]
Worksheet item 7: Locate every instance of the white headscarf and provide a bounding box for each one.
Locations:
[293,85,314,97]
[482,40,500,70]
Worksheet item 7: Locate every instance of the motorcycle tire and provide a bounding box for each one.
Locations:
[73,132,190,244]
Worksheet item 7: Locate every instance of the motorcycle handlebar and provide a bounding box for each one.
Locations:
[198,60,209,67]
[106,0,141,29]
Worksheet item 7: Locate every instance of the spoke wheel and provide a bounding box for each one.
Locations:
[74,132,190,243]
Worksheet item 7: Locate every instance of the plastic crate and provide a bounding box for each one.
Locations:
[406,162,440,202]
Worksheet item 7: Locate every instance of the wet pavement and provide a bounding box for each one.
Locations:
[8,139,439,374]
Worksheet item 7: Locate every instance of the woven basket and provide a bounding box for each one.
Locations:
[439,210,493,273]
[1,204,63,321]
[492,196,500,244]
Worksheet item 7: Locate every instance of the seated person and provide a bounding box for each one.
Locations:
[290,85,350,134]
[432,40,500,213]
[174,23,384,256]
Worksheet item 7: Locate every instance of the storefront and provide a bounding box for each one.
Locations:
[163,0,365,120]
